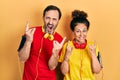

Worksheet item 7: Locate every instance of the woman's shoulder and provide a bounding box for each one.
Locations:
[64,40,74,47]
[87,40,99,49]
[87,41,96,45]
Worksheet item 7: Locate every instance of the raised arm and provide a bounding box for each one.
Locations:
[61,41,73,75]
[48,37,66,70]
[18,22,35,63]
[89,43,102,74]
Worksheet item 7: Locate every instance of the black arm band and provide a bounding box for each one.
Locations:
[97,52,103,68]
[17,36,26,51]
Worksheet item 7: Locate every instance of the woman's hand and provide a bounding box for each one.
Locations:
[88,42,102,73]
[65,41,73,61]
[89,43,97,56]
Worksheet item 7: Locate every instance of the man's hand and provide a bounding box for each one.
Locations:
[48,37,66,70]
[52,37,66,54]
[25,21,36,42]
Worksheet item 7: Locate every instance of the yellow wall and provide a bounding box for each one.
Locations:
[0,0,120,80]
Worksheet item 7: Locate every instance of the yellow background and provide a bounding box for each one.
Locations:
[0,0,120,80]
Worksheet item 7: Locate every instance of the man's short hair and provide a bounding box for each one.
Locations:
[43,5,62,19]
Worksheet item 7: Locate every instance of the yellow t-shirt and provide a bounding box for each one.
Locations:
[59,41,99,80]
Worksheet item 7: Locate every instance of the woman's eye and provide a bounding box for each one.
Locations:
[76,31,79,32]
[83,30,87,32]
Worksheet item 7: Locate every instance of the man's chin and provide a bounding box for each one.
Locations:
[46,29,54,34]
[47,31,54,34]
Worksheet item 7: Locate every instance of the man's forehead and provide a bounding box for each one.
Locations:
[45,10,59,17]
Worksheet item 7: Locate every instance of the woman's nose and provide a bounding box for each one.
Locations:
[79,31,83,36]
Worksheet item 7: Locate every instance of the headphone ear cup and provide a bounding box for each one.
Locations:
[48,35,54,40]
[44,33,49,38]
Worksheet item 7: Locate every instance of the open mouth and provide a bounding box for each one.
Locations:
[46,24,54,34]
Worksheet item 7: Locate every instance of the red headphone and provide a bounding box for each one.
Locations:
[73,39,87,49]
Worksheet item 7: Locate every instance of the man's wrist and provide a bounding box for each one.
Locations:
[52,52,59,59]
[52,48,59,55]
[26,39,32,43]
[26,40,32,45]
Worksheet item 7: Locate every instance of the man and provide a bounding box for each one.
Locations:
[18,5,66,80]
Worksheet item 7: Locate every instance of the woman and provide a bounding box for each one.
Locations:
[59,10,103,80]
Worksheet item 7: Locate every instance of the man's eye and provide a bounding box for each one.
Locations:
[46,17,50,19]
[53,18,57,21]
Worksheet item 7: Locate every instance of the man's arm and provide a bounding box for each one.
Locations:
[48,37,66,70]
[18,22,35,63]
[18,38,32,63]
[48,48,59,70]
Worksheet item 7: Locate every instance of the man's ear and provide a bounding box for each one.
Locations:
[42,16,45,20]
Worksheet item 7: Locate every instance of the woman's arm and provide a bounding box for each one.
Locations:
[61,41,73,75]
[89,44,102,74]
[61,54,70,75]
[91,52,102,74]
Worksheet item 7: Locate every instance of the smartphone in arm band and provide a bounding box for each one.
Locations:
[17,36,26,51]
[97,52,103,68]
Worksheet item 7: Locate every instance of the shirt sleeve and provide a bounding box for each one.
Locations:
[58,42,67,62]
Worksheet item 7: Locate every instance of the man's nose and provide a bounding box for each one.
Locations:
[48,19,53,24]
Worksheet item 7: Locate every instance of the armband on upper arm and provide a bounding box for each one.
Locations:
[97,52,103,68]
[17,36,26,51]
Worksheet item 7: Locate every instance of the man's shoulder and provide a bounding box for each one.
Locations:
[54,32,62,38]
[54,32,63,42]
[32,26,43,37]
[31,26,42,29]
[31,26,43,32]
